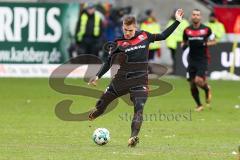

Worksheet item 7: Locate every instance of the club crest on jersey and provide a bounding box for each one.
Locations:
[187,30,192,35]
[200,29,206,34]
[122,41,130,47]
[138,35,145,41]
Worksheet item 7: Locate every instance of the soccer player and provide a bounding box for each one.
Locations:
[88,9,184,147]
[181,9,216,112]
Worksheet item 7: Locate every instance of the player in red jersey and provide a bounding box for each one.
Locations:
[88,9,184,146]
[182,9,216,112]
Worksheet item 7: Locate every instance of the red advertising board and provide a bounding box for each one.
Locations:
[214,6,240,33]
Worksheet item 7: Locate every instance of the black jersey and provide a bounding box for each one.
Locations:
[96,20,180,80]
[183,24,212,63]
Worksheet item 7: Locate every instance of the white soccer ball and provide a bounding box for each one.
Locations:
[92,128,110,145]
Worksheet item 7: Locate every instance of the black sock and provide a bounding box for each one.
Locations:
[191,87,202,106]
[130,93,147,138]
[131,111,143,137]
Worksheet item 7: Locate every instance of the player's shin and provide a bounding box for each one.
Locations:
[89,91,117,120]
[128,97,146,147]
[198,82,212,104]
[190,84,202,107]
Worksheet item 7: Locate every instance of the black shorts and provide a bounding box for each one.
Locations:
[110,77,148,98]
[106,82,148,98]
[187,62,208,80]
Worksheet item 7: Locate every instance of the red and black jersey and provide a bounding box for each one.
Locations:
[96,20,180,78]
[183,24,212,63]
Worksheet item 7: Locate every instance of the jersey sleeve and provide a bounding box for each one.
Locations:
[96,54,112,78]
[96,40,121,78]
[207,27,212,37]
[183,28,188,42]
[146,20,180,42]
[207,27,215,40]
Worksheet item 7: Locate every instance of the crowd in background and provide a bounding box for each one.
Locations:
[68,2,228,73]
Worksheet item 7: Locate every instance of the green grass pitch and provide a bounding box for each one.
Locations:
[0,77,239,160]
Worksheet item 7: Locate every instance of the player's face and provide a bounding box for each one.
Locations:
[122,24,137,39]
[191,11,201,24]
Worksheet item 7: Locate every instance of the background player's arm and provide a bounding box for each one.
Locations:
[205,27,216,46]
[148,9,183,41]
[206,33,216,46]
[181,29,188,50]
[207,40,216,46]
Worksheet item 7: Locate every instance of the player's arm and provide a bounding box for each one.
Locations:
[88,41,121,86]
[181,28,189,50]
[149,9,183,41]
[206,32,216,46]
[96,56,112,78]
[88,55,112,86]
[207,39,216,46]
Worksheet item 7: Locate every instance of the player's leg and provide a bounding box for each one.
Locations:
[194,65,212,104]
[189,79,203,111]
[128,86,148,147]
[195,76,211,102]
[188,66,203,111]
[88,84,118,120]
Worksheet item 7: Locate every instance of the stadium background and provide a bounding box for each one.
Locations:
[0,0,239,160]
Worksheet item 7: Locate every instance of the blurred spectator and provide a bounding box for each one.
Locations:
[104,4,118,42]
[100,5,132,62]
[140,9,161,62]
[107,6,132,41]
[68,2,104,63]
[205,12,226,42]
[166,10,189,74]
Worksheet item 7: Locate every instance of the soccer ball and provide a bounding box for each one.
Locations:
[92,128,110,145]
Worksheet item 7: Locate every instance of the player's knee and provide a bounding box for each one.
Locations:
[198,80,205,87]
[194,77,204,87]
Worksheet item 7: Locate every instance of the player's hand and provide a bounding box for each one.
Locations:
[88,76,99,86]
[175,8,184,22]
